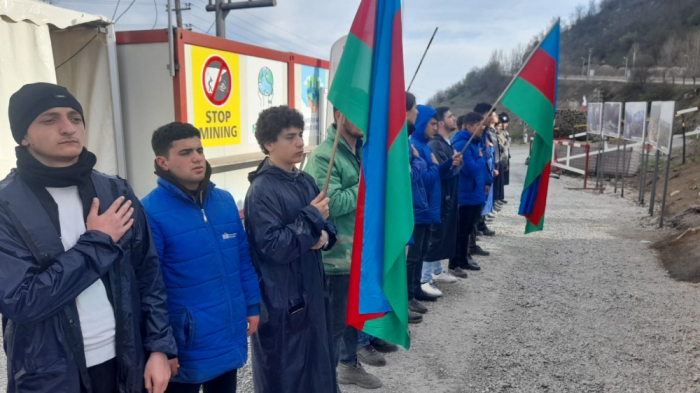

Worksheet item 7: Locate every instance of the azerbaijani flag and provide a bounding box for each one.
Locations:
[328,0,412,349]
[504,21,560,233]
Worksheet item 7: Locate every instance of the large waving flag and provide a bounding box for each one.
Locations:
[328,0,412,348]
[504,21,560,233]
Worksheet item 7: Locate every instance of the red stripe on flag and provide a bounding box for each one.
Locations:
[519,49,557,106]
[349,0,377,50]
[346,175,385,329]
[387,10,405,148]
[524,161,552,226]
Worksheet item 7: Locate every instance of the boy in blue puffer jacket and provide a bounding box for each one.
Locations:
[407,105,458,309]
[449,112,493,275]
[142,122,261,392]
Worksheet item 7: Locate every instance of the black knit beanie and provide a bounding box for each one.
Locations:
[8,82,85,144]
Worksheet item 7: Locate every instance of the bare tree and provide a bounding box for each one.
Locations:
[587,0,598,17]
[688,32,700,85]
[505,44,526,75]
[572,4,586,21]
[660,37,679,84]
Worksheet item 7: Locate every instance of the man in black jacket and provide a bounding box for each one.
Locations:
[0,83,177,393]
[244,106,338,393]
[421,107,465,288]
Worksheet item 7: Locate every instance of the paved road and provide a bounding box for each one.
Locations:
[560,74,697,85]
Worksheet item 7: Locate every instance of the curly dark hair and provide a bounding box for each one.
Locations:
[151,122,201,157]
[255,106,305,154]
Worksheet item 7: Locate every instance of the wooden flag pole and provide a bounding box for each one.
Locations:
[407,27,438,92]
[321,114,346,197]
[459,18,561,155]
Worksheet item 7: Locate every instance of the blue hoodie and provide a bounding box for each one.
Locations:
[409,105,453,225]
[451,129,492,206]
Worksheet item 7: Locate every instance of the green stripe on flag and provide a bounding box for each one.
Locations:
[327,34,373,132]
[361,123,412,349]
[525,215,545,234]
[502,77,554,189]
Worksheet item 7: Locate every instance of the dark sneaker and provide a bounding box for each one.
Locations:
[480,228,496,236]
[338,362,383,389]
[493,205,502,212]
[409,298,428,314]
[415,290,438,302]
[357,344,386,367]
[464,260,481,271]
[449,267,468,278]
[470,246,490,256]
[500,200,508,204]
[371,338,399,353]
[408,311,423,324]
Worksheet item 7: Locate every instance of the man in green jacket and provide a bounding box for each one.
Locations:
[305,108,396,390]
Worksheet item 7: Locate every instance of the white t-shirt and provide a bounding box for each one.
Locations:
[46,186,116,368]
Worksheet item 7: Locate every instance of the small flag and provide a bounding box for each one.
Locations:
[582,95,587,111]
[502,21,560,233]
[327,0,412,348]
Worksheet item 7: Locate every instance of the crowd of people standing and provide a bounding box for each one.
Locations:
[0,82,511,393]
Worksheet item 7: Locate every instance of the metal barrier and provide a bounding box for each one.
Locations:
[552,140,593,190]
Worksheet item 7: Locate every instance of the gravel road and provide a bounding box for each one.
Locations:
[3,146,700,392]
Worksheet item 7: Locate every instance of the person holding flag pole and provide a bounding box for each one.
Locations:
[456,18,561,233]
[326,0,414,353]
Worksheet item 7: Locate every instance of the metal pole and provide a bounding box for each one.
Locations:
[621,140,628,198]
[600,137,606,194]
[640,144,649,204]
[659,136,675,228]
[682,121,687,165]
[614,141,621,193]
[167,0,174,77]
[649,149,661,216]
[407,27,438,92]
[583,144,590,189]
[215,0,228,38]
[624,57,628,78]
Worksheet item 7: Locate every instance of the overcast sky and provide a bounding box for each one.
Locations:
[58,0,582,102]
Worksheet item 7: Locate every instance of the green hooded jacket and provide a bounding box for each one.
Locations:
[303,124,361,276]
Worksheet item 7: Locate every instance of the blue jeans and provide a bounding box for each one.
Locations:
[421,260,443,283]
[329,275,359,366]
[357,331,371,347]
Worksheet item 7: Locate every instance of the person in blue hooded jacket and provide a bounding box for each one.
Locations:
[449,112,492,275]
[142,122,261,393]
[407,105,458,308]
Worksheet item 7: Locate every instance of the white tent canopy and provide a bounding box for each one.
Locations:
[0,0,125,178]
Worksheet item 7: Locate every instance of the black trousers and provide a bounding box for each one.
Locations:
[449,205,483,270]
[81,358,117,393]
[406,225,430,300]
[328,274,359,366]
[494,162,506,201]
[166,369,238,393]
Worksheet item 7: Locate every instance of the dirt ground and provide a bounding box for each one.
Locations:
[340,147,700,392]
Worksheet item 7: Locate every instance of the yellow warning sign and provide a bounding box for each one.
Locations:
[191,45,241,147]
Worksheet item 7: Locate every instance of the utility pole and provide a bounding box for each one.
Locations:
[587,48,592,79]
[173,0,191,28]
[581,57,586,76]
[632,43,639,73]
[206,0,276,38]
[623,56,628,79]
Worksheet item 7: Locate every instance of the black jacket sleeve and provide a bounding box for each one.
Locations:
[0,206,121,325]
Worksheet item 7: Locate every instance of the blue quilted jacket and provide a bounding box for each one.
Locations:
[142,177,261,384]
